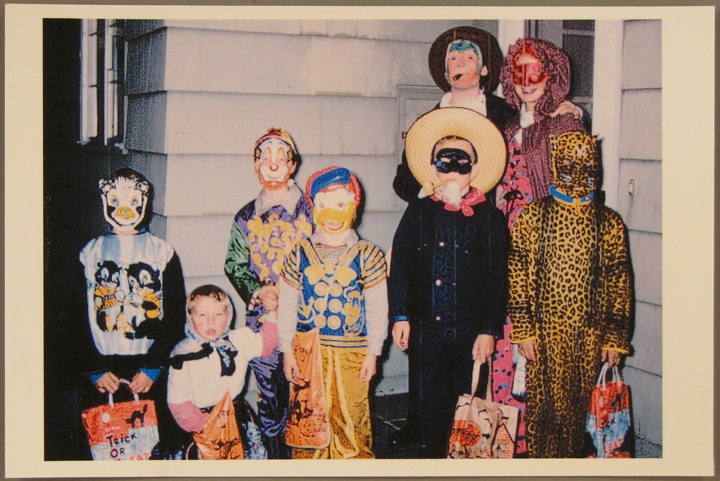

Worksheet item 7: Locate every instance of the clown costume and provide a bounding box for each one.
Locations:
[224,127,313,459]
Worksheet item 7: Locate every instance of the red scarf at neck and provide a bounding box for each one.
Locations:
[431,187,486,216]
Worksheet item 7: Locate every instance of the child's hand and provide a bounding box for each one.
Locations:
[257,285,279,313]
[471,334,495,362]
[95,372,120,394]
[283,351,302,385]
[359,355,377,382]
[601,349,621,367]
[391,321,411,351]
[550,100,582,119]
[518,339,537,362]
[128,371,154,394]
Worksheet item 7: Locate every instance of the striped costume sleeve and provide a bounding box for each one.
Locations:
[281,240,304,290]
[360,241,388,289]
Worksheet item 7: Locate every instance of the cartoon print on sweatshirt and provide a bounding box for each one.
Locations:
[91,259,163,338]
[93,260,123,330]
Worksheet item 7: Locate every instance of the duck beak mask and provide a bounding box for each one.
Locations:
[306,166,362,236]
[99,172,151,232]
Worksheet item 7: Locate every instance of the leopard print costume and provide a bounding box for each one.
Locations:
[508,132,633,458]
[550,131,599,199]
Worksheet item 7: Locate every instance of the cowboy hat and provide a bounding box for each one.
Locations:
[405,107,506,196]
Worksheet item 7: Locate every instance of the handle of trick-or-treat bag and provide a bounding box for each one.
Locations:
[470,357,493,401]
[107,378,140,408]
[595,362,623,390]
[595,363,609,389]
[612,365,622,383]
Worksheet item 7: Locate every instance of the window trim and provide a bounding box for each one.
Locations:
[79,19,127,153]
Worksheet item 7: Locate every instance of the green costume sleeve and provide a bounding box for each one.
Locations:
[508,208,537,344]
[224,221,262,304]
[600,211,633,354]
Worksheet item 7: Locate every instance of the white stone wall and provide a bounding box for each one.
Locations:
[614,19,662,457]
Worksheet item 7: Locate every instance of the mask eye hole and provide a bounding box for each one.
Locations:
[261,147,272,163]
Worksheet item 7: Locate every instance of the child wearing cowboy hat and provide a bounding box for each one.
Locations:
[387,107,510,458]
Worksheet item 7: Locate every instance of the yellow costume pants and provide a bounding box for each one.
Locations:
[293,347,373,459]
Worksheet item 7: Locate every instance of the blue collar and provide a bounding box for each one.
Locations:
[106,226,148,234]
[549,185,594,204]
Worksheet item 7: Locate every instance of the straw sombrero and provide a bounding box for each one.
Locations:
[405,107,506,196]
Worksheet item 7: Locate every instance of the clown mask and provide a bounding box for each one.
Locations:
[550,131,600,199]
[313,187,357,237]
[99,173,150,233]
[255,138,296,190]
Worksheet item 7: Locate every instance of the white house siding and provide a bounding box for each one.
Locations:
[123,18,492,402]
[122,19,663,457]
[124,18,488,299]
[614,20,662,458]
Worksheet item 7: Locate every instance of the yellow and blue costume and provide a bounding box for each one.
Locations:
[277,166,388,459]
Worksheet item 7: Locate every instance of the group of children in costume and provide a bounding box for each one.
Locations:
[74,25,633,461]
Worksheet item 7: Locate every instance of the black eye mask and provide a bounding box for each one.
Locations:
[432,148,474,174]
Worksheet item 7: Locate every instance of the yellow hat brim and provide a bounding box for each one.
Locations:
[405,107,507,195]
